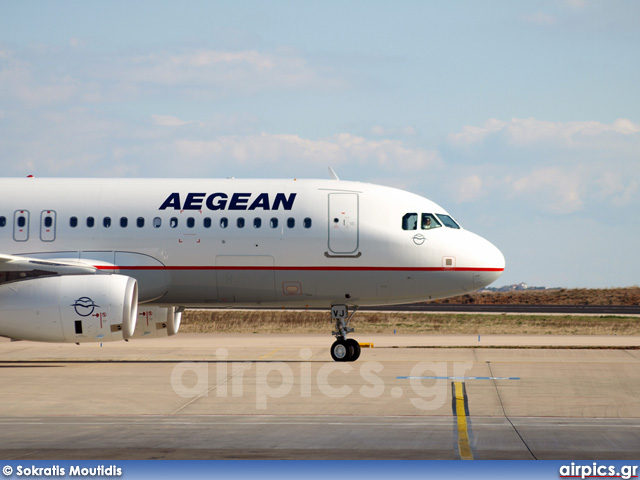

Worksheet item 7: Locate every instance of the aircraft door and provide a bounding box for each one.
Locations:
[328,193,359,255]
[13,210,30,242]
[40,210,57,242]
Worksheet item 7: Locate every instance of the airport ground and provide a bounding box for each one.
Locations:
[1,329,639,460]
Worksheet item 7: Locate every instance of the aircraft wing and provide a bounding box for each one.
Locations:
[0,253,97,286]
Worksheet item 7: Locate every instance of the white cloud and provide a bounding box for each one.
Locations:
[509,167,585,213]
[522,12,558,26]
[175,132,440,171]
[0,46,345,108]
[371,125,417,137]
[0,57,80,106]
[596,172,638,207]
[69,37,84,48]
[151,115,191,127]
[452,175,484,202]
[169,50,275,69]
[448,117,640,146]
[448,118,506,146]
[444,117,640,215]
[0,107,146,177]
[110,49,344,94]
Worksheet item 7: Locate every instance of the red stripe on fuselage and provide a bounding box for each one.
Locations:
[94,265,504,272]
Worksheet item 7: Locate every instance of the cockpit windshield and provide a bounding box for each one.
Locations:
[402,213,418,230]
[421,213,441,230]
[402,212,460,230]
[436,214,460,229]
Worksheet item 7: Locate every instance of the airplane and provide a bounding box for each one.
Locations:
[0,173,505,361]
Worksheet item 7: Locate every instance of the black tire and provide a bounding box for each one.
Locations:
[330,339,353,362]
[346,339,361,361]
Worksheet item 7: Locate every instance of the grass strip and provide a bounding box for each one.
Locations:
[181,310,640,335]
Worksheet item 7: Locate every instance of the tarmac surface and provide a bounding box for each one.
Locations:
[1,333,639,459]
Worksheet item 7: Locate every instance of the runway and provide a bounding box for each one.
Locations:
[361,304,640,315]
[1,333,639,459]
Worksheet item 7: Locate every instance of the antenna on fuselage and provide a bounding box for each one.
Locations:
[328,167,340,181]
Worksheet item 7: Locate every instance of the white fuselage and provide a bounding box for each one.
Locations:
[0,177,505,308]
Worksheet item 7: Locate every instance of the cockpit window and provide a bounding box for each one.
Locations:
[436,214,461,229]
[421,213,441,230]
[402,213,418,230]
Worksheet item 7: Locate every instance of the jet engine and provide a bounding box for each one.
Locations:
[130,306,182,338]
[0,274,138,343]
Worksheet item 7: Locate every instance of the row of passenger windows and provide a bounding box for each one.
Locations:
[402,213,460,230]
[0,215,313,230]
[76,216,312,229]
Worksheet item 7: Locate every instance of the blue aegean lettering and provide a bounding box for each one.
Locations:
[159,192,297,211]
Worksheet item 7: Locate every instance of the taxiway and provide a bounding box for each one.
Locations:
[1,333,639,459]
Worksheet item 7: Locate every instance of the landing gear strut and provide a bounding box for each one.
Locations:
[330,305,361,362]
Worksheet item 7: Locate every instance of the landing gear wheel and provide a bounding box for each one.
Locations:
[345,339,361,362]
[330,339,353,362]
[330,305,362,362]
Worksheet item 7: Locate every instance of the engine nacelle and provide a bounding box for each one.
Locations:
[0,274,138,343]
[130,306,182,339]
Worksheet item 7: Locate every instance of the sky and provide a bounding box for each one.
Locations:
[0,1,638,288]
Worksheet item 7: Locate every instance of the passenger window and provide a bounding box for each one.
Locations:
[436,214,461,229]
[303,217,312,229]
[153,217,161,228]
[270,218,278,228]
[103,217,111,228]
[253,218,261,228]
[170,217,178,228]
[237,217,245,228]
[402,213,417,230]
[187,217,195,228]
[44,216,53,228]
[203,218,212,228]
[220,217,228,228]
[137,217,145,228]
[120,217,128,228]
[86,217,95,228]
[421,213,441,230]
[287,218,295,228]
[0,216,5,227]
[69,216,78,228]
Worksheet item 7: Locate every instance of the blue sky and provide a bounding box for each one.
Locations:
[1,1,638,288]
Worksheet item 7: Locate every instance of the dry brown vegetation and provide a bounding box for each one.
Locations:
[433,287,640,305]
[181,309,640,336]
[180,288,640,335]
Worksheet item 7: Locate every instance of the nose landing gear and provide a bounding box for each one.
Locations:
[330,305,361,362]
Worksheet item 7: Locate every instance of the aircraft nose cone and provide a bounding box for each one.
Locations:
[473,236,505,289]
